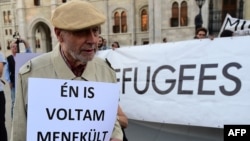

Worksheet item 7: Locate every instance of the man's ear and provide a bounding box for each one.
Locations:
[54,28,63,41]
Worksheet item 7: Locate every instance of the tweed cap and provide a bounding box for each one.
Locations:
[51,0,106,30]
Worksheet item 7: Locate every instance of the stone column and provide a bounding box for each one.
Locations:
[244,0,250,19]
[50,0,58,47]
[148,0,154,44]
[16,0,26,38]
[154,0,162,43]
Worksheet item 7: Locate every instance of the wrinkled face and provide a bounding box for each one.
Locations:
[196,31,206,39]
[55,26,99,64]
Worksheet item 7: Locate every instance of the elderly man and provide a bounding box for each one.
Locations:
[10,1,123,141]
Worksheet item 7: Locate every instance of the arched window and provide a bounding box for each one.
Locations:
[113,11,127,33]
[5,29,8,35]
[7,40,11,50]
[36,39,41,48]
[171,2,179,27]
[170,1,189,27]
[8,11,11,23]
[9,29,12,35]
[180,1,188,26]
[141,9,148,31]
[113,12,120,33]
[3,11,7,24]
[121,11,127,33]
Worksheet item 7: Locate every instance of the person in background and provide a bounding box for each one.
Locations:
[0,52,7,141]
[118,105,128,141]
[10,1,123,141]
[102,38,110,50]
[133,41,137,46]
[4,38,32,119]
[112,41,120,50]
[163,37,167,43]
[98,36,104,50]
[194,27,207,39]
[220,30,234,37]
[194,27,214,40]
[98,37,110,50]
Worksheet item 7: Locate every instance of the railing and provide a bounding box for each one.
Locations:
[208,10,243,36]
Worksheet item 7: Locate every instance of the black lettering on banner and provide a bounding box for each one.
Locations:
[134,67,150,94]
[178,64,196,95]
[115,62,242,96]
[152,65,176,95]
[224,125,250,141]
[115,68,121,83]
[122,68,132,94]
[224,18,243,32]
[220,62,242,96]
[198,64,218,95]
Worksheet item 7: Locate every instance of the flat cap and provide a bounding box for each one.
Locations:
[51,0,106,30]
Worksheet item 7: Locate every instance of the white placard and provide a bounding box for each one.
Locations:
[218,13,250,37]
[27,78,120,141]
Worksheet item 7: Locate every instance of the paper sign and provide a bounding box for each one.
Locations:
[27,78,120,141]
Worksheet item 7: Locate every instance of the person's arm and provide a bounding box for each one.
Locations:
[19,38,32,53]
[117,105,128,128]
[0,53,5,77]
[0,62,3,77]
[4,61,10,82]
[0,61,4,86]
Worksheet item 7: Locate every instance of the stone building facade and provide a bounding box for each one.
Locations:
[0,0,248,57]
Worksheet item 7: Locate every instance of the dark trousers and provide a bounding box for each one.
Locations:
[0,91,7,141]
[122,128,128,141]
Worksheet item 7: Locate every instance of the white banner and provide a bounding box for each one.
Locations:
[97,36,250,128]
[218,13,250,37]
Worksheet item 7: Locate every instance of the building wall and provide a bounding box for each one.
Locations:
[245,0,250,19]
[0,0,203,57]
[0,0,247,57]
[0,0,15,56]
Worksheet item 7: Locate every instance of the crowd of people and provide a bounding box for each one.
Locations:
[98,36,121,51]
[0,37,32,141]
